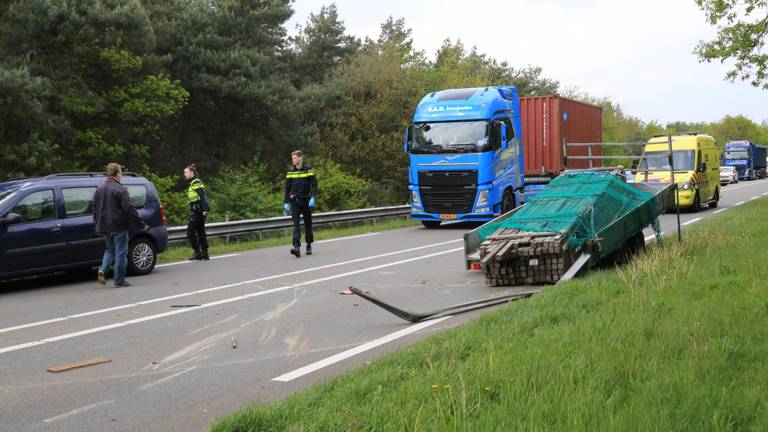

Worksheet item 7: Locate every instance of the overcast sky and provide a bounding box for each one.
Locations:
[286,0,767,125]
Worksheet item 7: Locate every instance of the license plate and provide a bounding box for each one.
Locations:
[440,214,457,219]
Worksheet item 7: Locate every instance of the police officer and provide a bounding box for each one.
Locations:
[184,164,209,260]
[284,150,317,257]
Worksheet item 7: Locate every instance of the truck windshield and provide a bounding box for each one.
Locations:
[411,121,489,153]
[724,150,748,159]
[639,150,695,171]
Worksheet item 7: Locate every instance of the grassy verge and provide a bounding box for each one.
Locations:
[159,217,419,263]
[209,199,768,431]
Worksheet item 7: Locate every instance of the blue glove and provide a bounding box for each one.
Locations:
[283,203,291,213]
[309,197,315,209]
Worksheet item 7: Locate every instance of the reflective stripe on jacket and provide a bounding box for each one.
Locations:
[284,165,317,202]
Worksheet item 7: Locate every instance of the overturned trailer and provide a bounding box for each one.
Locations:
[464,171,676,286]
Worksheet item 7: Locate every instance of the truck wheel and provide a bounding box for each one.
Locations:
[501,190,516,214]
[708,188,719,209]
[421,220,441,229]
[128,237,157,275]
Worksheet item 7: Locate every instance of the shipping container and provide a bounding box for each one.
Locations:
[519,96,603,177]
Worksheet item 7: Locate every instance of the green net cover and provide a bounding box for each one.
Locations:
[477,172,661,250]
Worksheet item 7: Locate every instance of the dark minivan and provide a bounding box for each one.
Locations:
[0,173,168,280]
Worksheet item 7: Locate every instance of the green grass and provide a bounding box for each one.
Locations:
[159,218,419,263]
[209,199,768,431]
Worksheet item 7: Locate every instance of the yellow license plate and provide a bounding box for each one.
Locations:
[440,214,457,219]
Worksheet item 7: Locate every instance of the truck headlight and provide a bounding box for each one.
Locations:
[411,191,421,206]
[679,181,693,191]
[476,190,489,206]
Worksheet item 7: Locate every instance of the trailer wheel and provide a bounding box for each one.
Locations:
[501,190,515,214]
[421,220,441,229]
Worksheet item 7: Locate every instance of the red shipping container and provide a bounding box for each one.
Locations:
[519,96,603,177]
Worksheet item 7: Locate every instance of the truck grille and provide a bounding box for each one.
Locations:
[417,170,478,214]
[420,186,477,214]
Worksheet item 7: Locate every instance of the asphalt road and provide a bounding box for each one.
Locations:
[2,178,767,432]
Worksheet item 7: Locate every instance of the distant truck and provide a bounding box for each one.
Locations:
[405,87,602,227]
[722,140,767,180]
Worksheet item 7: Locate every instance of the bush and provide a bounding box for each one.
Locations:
[311,158,370,211]
[207,159,282,221]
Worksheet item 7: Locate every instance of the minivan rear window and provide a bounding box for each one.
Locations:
[62,187,97,217]
[126,185,148,209]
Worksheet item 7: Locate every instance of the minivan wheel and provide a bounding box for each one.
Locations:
[128,237,157,275]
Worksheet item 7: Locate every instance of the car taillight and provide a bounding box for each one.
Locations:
[159,204,168,225]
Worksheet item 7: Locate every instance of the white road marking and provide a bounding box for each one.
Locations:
[316,233,380,243]
[750,196,760,200]
[156,253,240,268]
[0,239,461,336]
[681,218,702,226]
[762,192,768,196]
[272,316,452,382]
[735,201,746,206]
[43,399,115,423]
[0,247,463,356]
[713,208,728,214]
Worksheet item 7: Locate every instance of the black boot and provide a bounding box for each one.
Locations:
[306,244,312,255]
[188,249,203,260]
[201,249,210,260]
[290,247,301,258]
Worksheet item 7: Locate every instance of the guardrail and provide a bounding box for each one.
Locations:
[167,205,411,243]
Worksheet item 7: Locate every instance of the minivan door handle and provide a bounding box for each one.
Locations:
[51,224,62,234]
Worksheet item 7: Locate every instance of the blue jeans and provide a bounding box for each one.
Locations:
[100,231,129,286]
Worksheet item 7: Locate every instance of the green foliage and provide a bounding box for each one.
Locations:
[312,158,370,211]
[695,0,768,88]
[143,172,188,226]
[207,159,282,222]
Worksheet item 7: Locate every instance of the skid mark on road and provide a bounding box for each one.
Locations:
[0,247,463,356]
[0,239,461,336]
[43,399,115,424]
[138,367,196,391]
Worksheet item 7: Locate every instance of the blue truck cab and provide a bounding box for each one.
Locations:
[405,86,524,227]
[723,140,767,181]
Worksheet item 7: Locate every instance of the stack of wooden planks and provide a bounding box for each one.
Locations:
[479,228,574,286]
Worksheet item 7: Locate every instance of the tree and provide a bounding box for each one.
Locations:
[695,0,768,89]
[151,0,304,176]
[289,4,360,89]
[0,0,188,176]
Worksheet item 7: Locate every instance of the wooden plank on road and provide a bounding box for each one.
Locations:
[47,357,112,373]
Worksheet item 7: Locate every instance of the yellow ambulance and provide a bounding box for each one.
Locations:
[637,133,720,211]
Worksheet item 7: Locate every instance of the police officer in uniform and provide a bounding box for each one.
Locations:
[184,164,210,260]
[284,150,317,257]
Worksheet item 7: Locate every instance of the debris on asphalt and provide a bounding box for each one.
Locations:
[47,357,112,373]
[231,336,237,349]
[170,304,201,308]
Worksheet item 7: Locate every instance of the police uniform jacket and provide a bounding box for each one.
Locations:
[284,165,317,203]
